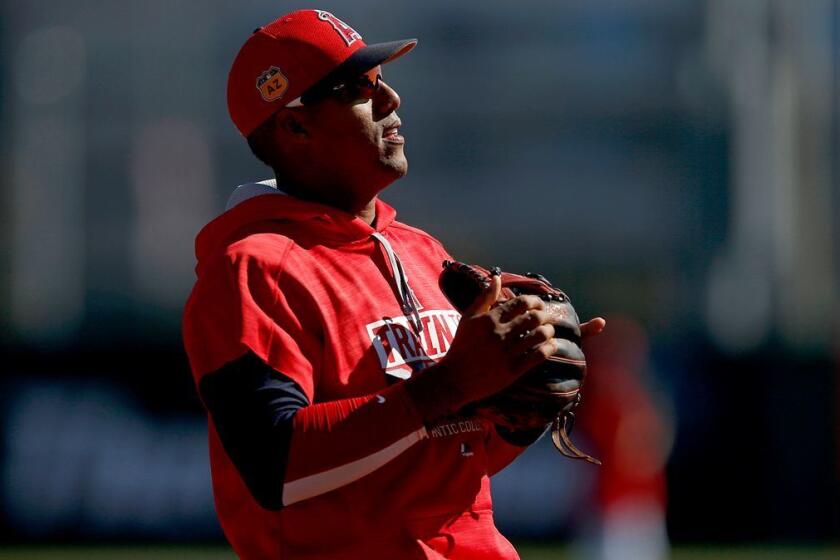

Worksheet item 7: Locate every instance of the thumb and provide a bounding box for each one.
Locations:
[580,317,606,338]
[465,274,501,317]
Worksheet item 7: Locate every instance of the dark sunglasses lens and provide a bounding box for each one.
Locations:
[348,75,378,99]
[302,73,380,105]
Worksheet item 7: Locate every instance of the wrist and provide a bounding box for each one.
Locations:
[403,361,468,424]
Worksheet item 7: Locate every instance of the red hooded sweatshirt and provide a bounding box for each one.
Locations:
[183,182,528,559]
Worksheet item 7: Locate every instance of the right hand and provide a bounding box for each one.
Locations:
[405,275,559,421]
[441,274,560,401]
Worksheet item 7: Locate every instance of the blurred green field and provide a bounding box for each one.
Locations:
[1,544,838,560]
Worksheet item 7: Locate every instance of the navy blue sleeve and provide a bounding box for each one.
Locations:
[198,351,310,510]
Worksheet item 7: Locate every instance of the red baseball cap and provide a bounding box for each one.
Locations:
[227,9,417,137]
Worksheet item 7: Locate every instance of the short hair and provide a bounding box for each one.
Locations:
[246,115,278,169]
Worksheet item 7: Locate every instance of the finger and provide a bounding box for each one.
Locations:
[496,295,545,323]
[464,274,501,317]
[580,317,606,338]
[510,324,555,354]
[512,339,558,374]
[506,309,552,339]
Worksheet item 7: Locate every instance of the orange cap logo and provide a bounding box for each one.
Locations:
[256,66,289,102]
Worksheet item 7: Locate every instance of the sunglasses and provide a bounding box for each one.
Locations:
[289,68,383,107]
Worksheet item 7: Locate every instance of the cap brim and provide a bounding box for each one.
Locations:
[351,38,418,68]
[298,39,417,104]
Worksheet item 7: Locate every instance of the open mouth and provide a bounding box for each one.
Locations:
[383,121,404,144]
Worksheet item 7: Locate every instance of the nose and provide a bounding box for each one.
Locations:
[373,80,400,120]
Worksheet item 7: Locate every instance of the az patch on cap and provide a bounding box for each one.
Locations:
[256,66,289,102]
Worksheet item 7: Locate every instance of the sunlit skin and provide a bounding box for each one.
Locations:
[265,66,404,225]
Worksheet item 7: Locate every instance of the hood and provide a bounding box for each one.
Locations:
[194,179,397,265]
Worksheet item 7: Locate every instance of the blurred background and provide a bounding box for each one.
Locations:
[1,0,839,558]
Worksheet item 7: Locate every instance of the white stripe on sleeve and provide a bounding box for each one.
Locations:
[282,426,428,506]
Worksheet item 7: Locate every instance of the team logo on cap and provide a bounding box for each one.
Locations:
[314,10,362,46]
[256,66,289,102]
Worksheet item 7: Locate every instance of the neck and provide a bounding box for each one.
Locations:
[273,176,378,225]
[356,198,377,226]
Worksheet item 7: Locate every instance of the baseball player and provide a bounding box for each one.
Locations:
[183,10,604,559]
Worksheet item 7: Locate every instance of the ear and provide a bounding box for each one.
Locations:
[275,109,309,141]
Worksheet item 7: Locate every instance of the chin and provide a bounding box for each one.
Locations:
[368,161,406,197]
[388,159,408,178]
[380,151,408,179]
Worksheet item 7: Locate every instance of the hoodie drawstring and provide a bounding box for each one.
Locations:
[371,232,423,334]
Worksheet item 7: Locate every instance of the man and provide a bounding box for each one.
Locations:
[184,10,603,559]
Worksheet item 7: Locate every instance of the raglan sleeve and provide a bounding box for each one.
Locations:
[183,250,320,395]
[183,250,428,510]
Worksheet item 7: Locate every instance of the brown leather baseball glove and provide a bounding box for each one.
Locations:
[439,260,601,465]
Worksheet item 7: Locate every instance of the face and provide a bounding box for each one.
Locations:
[298,66,407,200]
